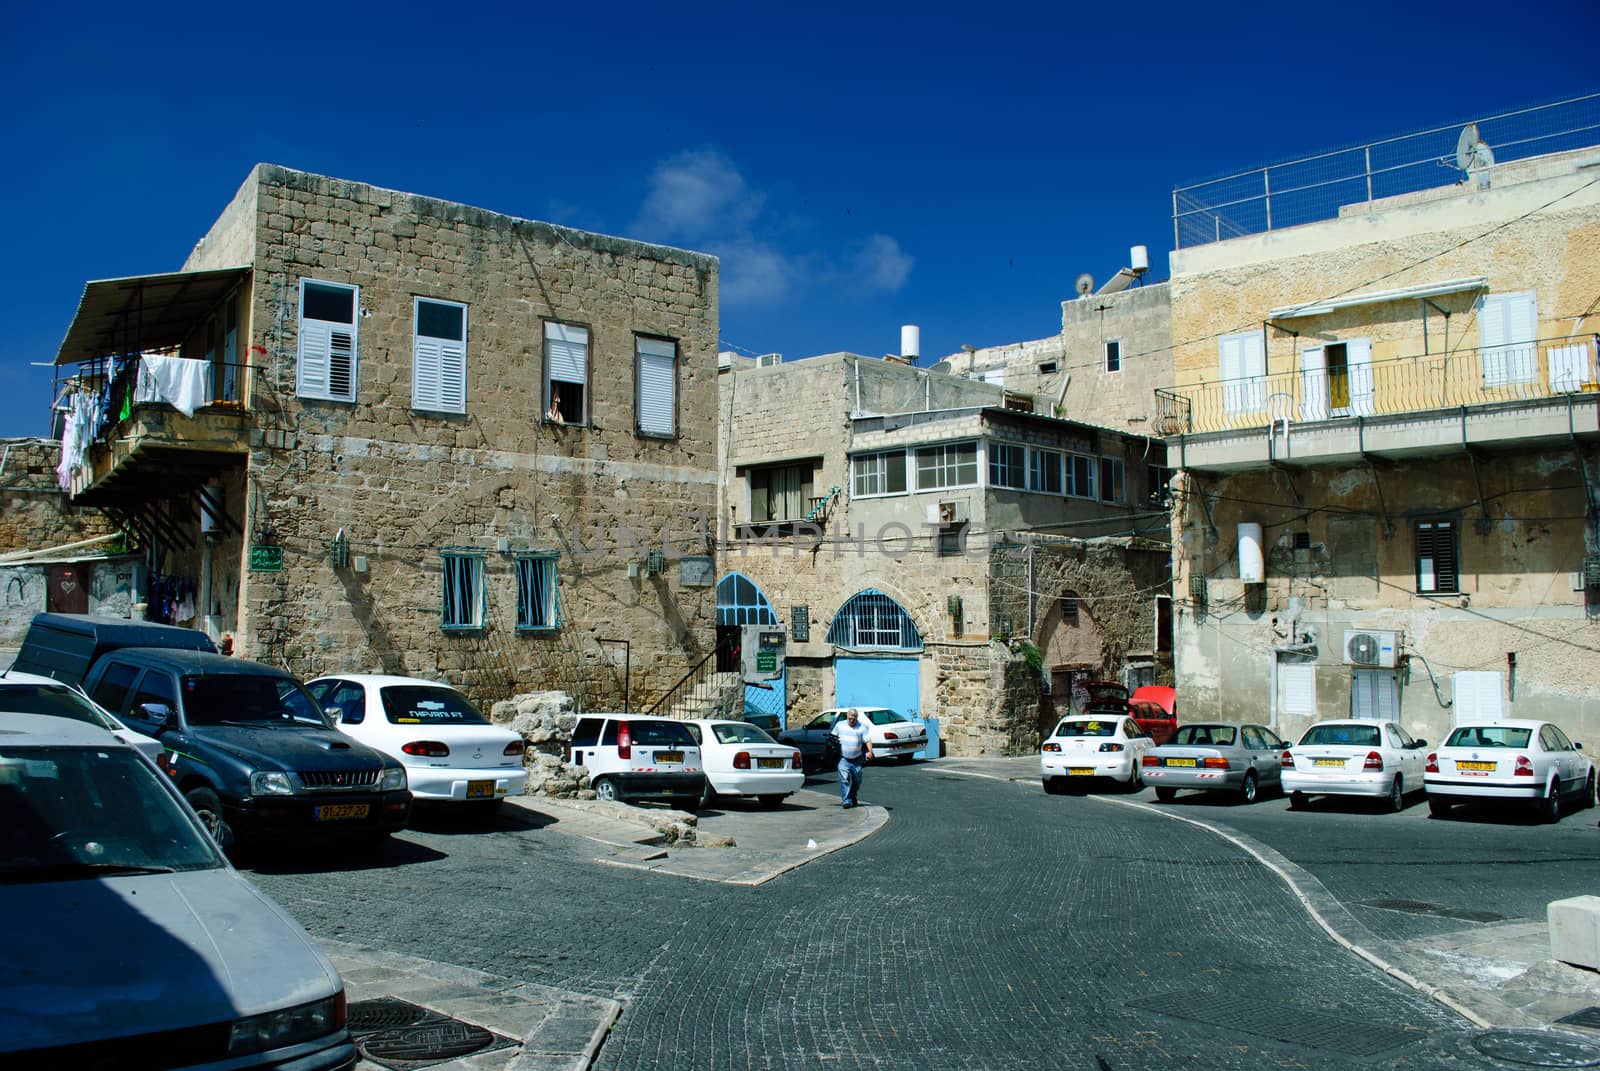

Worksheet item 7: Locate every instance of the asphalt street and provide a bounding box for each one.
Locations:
[234,761,1600,1070]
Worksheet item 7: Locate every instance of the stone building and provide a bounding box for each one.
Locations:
[716,351,1169,756]
[45,164,719,711]
[1157,128,1600,749]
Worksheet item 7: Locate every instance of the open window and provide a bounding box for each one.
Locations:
[544,321,588,426]
[297,280,357,402]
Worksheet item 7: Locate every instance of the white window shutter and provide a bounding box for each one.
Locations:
[546,322,588,384]
[1299,347,1328,420]
[1348,338,1375,416]
[413,335,442,411]
[1548,341,1595,392]
[299,318,358,402]
[1480,292,1537,387]
[637,337,676,436]
[437,338,466,413]
[1452,671,1505,724]
[414,301,467,414]
[1278,663,1317,716]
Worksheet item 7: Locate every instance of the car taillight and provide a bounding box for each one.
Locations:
[733,751,751,770]
[1203,757,1230,769]
[1363,751,1383,771]
[1099,742,1125,753]
[884,731,899,740]
[1043,742,1062,752]
[618,723,631,760]
[791,752,803,769]
[1281,750,1295,769]
[401,741,450,757]
[504,739,526,756]
[1141,755,1160,767]
[1513,755,1534,777]
[1425,753,1439,773]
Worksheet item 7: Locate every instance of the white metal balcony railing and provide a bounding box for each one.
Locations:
[1154,336,1599,437]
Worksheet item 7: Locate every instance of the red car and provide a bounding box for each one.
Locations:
[1130,685,1178,745]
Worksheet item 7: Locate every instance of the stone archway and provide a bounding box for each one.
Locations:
[1035,590,1104,737]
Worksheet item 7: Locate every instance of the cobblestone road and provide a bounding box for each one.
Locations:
[249,765,1500,1070]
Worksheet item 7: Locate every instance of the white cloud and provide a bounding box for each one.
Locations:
[851,233,914,293]
[635,150,761,241]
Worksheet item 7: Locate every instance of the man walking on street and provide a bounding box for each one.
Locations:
[835,708,873,807]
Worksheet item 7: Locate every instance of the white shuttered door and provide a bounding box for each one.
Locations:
[636,337,676,437]
[1479,292,1538,387]
[1350,669,1398,721]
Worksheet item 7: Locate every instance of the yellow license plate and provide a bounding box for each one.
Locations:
[466,780,495,798]
[1166,757,1197,768]
[1314,758,1346,767]
[757,758,785,769]
[656,751,683,764]
[1068,767,1095,776]
[315,803,370,821]
[1456,760,1495,772]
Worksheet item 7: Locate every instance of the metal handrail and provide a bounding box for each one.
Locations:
[645,633,739,717]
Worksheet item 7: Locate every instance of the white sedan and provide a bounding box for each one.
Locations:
[0,669,163,761]
[1425,719,1595,822]
[1040,715,1154,793]
[1282,719,1428,812]
[684,719,803,807]
[306,674,527,809]
[783,708,929,767]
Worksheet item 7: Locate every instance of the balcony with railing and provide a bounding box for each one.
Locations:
[1154,335,1600,471]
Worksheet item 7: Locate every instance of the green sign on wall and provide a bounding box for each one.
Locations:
[249,545,283,572]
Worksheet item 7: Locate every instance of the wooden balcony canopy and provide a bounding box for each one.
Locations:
[55,267,250,365]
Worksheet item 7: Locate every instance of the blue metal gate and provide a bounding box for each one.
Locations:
[716,573,786,728]
[835,655,920,718]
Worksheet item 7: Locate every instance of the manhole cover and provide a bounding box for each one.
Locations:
[1362,898,1508,924]
[1558,1008,1600,1031]
[347,997,516,1071]
[1128,990,1420,1057]
[1471,1030,1600,1067]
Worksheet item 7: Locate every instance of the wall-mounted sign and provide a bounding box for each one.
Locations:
[742,625,786,682]
[249,545,283,572]
[791,605,810,643]
[679,555,714,587]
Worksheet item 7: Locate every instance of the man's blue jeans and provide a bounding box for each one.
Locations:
[838,756,864,804]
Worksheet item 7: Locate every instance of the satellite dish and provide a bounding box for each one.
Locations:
[1075,273,1095,298]
[1455,123,1495,188]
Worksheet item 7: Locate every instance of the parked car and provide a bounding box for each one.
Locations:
[568,714,706,807]
[1424,719,1596,822]
[307,674,527,812]
[82,649,412,851]
[1282,719,1428,812]
[10,611,216,683]
[683,719,804,807]
[781,707,929,769]
[743,711,783,737]
[1129,684,1178,744]
[0,714,358,1070]
[1141,721,1287,804]
[0,668,162,760]
[1040,714,1155,794]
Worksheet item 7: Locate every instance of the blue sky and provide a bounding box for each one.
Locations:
[2,1,1594,437]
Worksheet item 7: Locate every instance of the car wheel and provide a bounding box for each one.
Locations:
[591,776,619,803]
[1386,777,1404,813]
[1126,764,1144,792]
[1239,771,1259,805]
[1582,770,1596,810]
[1537,780,1561,823]
[1042,778,1066,795]
[184,786,234,851]
[1155,786,1177,803]
[1427,796,1453,819]
[695,781,716,812]
[757,794,785,809]
[1288,791,1307,811]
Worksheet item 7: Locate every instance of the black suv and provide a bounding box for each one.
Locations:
[82,648,412,851]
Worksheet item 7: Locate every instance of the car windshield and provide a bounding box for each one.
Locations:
[1445,726,1532,748]
[1298,724,1381,747]
[1053,720,1117,738]
[0,684,119,732]
[0,745,223,882]
[628,721,695,747]
[713,722,778,745]
[181,674,329,728]
[1172,725,1237,747]
[853,710,904,726]
[380,685,488,725]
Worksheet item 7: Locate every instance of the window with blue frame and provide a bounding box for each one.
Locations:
[516,553,562,630]
[441,551,485,629]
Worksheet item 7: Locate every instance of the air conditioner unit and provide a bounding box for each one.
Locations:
[1343,629,1401,668]
[756,353,783,368]
[938,500,970,525]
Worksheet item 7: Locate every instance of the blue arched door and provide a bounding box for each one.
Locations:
[827,589,922,724]
[716,573,787,728]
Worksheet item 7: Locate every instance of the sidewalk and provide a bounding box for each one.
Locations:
[932,753,1600,1036]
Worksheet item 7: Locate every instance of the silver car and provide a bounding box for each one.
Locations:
[0,714,357,1070]
[1142,721,1287,804]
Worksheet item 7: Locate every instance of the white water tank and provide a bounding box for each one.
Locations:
[1130,245,1149,273]
[901,324,921,360]
[1238,523,1264,583]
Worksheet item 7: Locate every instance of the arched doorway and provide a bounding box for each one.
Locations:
[826,589,923,719]
[716,573,786,727]
[1035,591,1103,737]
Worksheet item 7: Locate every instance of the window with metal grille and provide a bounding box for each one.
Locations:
[825,590,922,651]
[988,442,1026,489]
[914,442,977,491]
[515,554,561,631]
[716,572,778,626]
[1414,517,1458,595]
[852,450,907,497]
[441,551,485,629]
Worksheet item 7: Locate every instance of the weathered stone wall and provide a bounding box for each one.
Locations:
[182,166,720,713]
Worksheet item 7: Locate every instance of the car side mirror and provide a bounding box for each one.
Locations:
[325,706,343,723]
[1413,739,1428,749]
[139,701,176,730]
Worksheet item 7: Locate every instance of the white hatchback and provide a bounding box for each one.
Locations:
[307,674,527,810]
[684,719,804,808]
[1282,719,1428,812]
[1425,719,1595,822]
[0,669,163,761]
[1040,715,1154,793]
